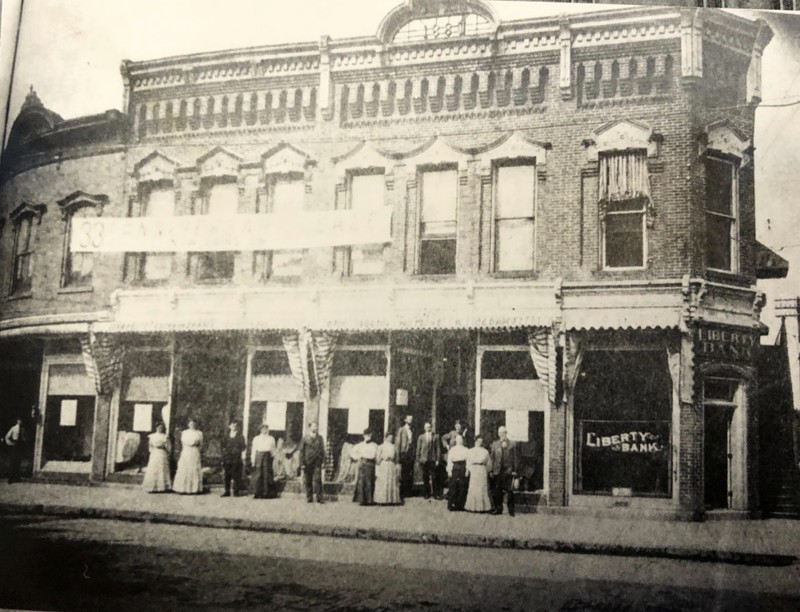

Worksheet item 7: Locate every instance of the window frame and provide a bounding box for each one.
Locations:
[10,213,35,296]
[416,164,459,276]
[704,155,739,274]
[491,158,537,274]
[125,180,176,286]
[60,203,98,290]
[254,172,306,281]
[188,176,238,284]
[338,168,387,278]
[598,150,649,272]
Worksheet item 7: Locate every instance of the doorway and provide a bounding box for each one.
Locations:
[704,406,733,510]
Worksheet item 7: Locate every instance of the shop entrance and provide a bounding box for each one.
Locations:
[704,406,733,510]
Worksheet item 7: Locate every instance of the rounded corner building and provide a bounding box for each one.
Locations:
[0,1,789,519]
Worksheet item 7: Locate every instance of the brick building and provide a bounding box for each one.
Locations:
[0,2,786,518]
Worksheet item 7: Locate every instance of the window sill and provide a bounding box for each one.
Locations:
[6,292,33,301]
[489,270,538,280]
[190,278,235,286]
[127,279,171,288]
[58,286,94,295]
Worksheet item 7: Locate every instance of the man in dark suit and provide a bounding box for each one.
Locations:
[415,421,441,499]
[488,425,520,516]
[297,421,326,504]
[220,421,246,497]
[396,414,415,498]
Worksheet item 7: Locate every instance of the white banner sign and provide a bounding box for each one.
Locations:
[505,410,529,442]
[265,401,288,431]
[70,209,392,253]
[133,403,153,432]
[60,399,77,427]
[347,406,370,435]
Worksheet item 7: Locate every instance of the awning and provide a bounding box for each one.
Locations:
[564,307,681,331]
[755,241,789,279]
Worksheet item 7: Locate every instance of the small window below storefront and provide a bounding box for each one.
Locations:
[573,349,671,497]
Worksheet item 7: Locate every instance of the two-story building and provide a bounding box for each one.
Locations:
[0,1,785,518]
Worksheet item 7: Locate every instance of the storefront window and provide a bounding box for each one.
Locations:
[573,349,671,497]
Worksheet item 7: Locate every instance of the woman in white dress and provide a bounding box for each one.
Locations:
[173,419,204,494]
[374,432,401,505]
[464,435,493,513]
[142,422,171,493]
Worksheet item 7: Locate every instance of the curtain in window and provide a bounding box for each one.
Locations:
[599,151,650,202]
[80,331,125,396]
[527,328,556,404]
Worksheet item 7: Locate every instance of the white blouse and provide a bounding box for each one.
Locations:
[350,441,378,461]
[377,442,397,463]
[251,434,276,464]
[446,444,469,474]
[181,429,203,448]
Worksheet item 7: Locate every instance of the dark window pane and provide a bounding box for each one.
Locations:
[706,158,733,215]
[252,350,292,376]
[706,214,732,270]
[482,351,537,380]
[331,350,387,377]
[191,252,235,281]
[419,238,456,275]
[481,330,528,345]
[605,213,643,268]
[704,378,738,402]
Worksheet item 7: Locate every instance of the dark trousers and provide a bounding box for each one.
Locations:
[490,474,515,515]
[7,445,22,483]
[400,455,414,498]
[448,462,468,511]
[223,459,243,495]
[420,460,439,498]
[303,464,323,501]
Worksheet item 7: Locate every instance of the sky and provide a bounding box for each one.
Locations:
[0,0,798,339]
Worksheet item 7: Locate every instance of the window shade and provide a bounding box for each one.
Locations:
[599,152,650,202]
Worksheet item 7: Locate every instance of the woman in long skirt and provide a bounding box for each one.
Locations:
[251,424,276,498]
[351,430,378,505]
[464,435,493,513]
[273,437,287,481]
[173,419,203,494]
[374,432,401,505]
[446,434,468,511]
[142,422,171,493]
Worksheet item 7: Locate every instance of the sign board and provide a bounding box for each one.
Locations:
[695,325,758,364]
[133,403,153,432]
[69,209,392,253]
[265,401,288,430]
[348,406,370,434]
[59,399,77,426]
[505,410,529,442]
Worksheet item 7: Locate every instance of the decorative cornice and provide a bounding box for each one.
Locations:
[56,191,109,220]
[9,202,47,224]
[196,146,242,178]
[584,119,660,161]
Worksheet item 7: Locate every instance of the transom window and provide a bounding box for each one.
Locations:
[705,157,738,273]
[494,162,535,272]
[600,150,650,270]
[419,168,458,275]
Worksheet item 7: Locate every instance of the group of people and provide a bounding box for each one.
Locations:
[142,419,327,502]
[141,415,519,516]
[348,416,520,516]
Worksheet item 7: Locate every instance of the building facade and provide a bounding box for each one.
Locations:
[0,2,784,518]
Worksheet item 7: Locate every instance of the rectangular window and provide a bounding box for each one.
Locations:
[705,157,738,272]
[419,168,458,275]
[189,180,237,282]
[339,172,386,276]
[494,163,535,272]
[255,176,304,280]
[600,151,649,269]
[126,183,175,284]
[63,207,97,288]
[11,216,34,294]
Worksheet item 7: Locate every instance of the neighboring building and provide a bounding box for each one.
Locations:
[0,2,788,518]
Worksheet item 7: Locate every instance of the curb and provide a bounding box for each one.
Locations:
[2,502,796,567]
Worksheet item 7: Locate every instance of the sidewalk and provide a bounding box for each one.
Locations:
[2,482,798,566]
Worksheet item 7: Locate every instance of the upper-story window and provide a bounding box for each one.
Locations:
[10,213,35,295]
[418,167,458,275]
[339,171,386,276]
[600,150,650,270]
[125,181,174,284]
[61,204,98,289]
[493,161,535,272]
[255,175,305,280]
[705,157,739,273]
[188,178,237,282]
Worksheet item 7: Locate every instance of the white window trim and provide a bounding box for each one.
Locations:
[705,156,740,275]
[600,200,648,272]
[415,165,460,276]
[60,204,97,290]
[490,159,537,274]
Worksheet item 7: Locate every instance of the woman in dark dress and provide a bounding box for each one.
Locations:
[250,424,276,499]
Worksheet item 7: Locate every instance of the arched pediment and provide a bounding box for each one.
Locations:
[133,151,180,183]
[585,119,660,162]
[197,146,242,179]
[377,0,497,45]
[333,141,394,172]
[262,143,313,175]
[705,120,752,167]
[476,132,550,165]
[399,136,471,166]
[56,191,109,220]
[9,201,47,224]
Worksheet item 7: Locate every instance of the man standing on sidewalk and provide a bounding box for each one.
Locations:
[396,414,415,498]
[297,422,325,504]
[221,421,246,497]
[489,426,519,516]
[416,422,441,499]
[4,417,26,484]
